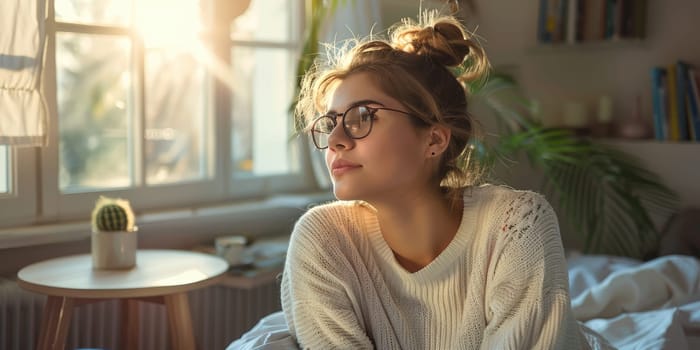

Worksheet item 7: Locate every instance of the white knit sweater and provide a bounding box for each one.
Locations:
[281,185,611,350]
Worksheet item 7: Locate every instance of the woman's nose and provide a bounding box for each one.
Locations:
[327,120,353,151]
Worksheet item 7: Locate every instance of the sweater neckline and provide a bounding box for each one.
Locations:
[364,186,483,284]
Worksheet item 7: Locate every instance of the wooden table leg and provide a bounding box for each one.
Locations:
[164,293,196,350]
[121,299,140,350]
[36,296,74,350]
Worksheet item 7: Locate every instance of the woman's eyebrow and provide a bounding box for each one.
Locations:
[327,99,386,114]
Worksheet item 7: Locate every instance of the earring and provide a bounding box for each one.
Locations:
[431,152,436,156]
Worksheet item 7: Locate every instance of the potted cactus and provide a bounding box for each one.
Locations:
[90,196,138,269]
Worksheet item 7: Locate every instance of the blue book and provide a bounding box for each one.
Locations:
[650,67,667,141]
[687,68,700,141]
[538,0,551,42]
[675,61,691,140]
[605,0,617,39]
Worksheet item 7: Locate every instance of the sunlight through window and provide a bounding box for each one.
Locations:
[135,0,203,50]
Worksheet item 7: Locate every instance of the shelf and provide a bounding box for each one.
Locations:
[595,138,700,146]
[526,38,648,54]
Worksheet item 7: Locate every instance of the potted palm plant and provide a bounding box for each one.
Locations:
[294,0,679,259]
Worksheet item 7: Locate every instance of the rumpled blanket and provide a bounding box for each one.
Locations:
[569,254,700,350]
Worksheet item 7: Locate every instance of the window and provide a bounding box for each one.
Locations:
[0,0,313,228]
[229,0,308,196]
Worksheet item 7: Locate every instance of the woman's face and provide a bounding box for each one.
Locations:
[323,72,433,202]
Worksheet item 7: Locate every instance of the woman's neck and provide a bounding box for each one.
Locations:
[370,189,463,272]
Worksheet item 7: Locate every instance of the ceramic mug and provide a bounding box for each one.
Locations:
[215,235,248,266]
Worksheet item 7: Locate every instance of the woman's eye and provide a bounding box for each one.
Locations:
[322,121,335,132]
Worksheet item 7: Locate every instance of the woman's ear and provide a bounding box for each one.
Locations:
[426,125,451,158]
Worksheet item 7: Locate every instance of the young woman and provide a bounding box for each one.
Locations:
[234,12,613,350]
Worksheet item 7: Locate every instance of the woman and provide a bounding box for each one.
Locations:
[234,12,612,350]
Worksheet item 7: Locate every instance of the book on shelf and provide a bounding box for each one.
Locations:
[666,63,681,141]
[650,67,668,141]
[650,61,700,142]
[537,0,550,42]
[538,0,646,44]
[565,0,580,44]
[603,0,616,39]
[582,0,606,41]
[676,61,691,141]
[688,68,700,141]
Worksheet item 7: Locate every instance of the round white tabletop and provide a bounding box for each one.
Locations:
[17,249,229,299]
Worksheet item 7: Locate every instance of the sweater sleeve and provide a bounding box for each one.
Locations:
[481,192,589,350]
[281,206,374,350]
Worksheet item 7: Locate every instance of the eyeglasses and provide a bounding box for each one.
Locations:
[310,105,414,149]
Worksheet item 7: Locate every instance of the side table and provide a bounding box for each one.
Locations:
[17,249,228,350]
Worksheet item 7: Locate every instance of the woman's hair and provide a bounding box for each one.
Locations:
[296,12,491,204]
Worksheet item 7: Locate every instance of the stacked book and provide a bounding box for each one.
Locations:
[537,0,647,44]
[650,61,700,142]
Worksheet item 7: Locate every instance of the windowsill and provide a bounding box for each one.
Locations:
[0,191,334,250]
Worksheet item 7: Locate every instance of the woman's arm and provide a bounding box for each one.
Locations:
[281,207,374,349]
[482,192,588,350]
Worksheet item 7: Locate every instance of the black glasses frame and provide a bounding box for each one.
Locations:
[310,105,414,150]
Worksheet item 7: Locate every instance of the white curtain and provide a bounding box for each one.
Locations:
[0,0,48,146]
[309,0,383,189]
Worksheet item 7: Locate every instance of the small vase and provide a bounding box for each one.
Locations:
[91,229,138,269]
[617,95,653,140]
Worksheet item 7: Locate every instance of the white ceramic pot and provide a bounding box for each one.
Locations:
[91,229,138,269]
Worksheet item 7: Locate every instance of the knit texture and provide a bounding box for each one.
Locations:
[281,184,612,349]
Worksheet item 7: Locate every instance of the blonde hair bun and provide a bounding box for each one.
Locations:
[390,13,488,85]
[392,17,471,67]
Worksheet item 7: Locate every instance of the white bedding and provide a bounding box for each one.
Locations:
[228,254,700,350]
[569,253,700,350]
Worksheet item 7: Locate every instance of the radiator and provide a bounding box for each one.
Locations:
[0,276,282,350]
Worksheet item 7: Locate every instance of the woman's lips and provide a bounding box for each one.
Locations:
[331,160,362,176]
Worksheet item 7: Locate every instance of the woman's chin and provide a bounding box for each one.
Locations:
[332,190,353,201]
[332,185,362,201]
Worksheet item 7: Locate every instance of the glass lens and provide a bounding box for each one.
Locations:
[313,116,336,134]
[57,33,132,192]
[144,48,208,185]
[231,46,298,176]
[311,116,334,148]
[344,106,372,138]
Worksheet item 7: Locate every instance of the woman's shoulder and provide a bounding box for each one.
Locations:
[299,199,371,224]
[468,183,552,212]
[468,184,556,239]
[292,200,372,242]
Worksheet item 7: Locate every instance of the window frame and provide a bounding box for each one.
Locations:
[0,0,317,229]
[0,147,38,226]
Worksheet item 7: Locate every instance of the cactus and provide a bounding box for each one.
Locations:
[91,196,136,232]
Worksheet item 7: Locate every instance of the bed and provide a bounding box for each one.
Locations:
[228,253,700,349]
[568,252,700,349]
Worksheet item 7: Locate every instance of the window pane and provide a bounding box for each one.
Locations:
[231,47,297,177]
[55,0,130,26]
[0,146,8,194]
[145,50,209,184]
[136,0,203,49]
[57,33,133,192]
[231,0,293,42]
